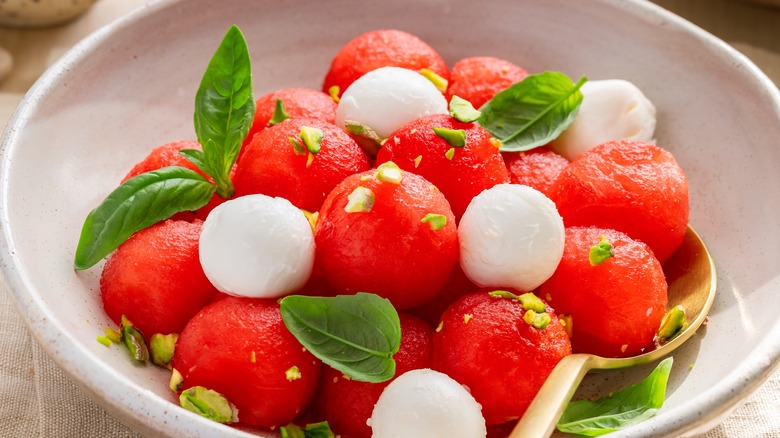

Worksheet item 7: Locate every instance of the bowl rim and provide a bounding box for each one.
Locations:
[2,0,780,437]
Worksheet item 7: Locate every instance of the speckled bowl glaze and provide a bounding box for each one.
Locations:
[1,0,779,437]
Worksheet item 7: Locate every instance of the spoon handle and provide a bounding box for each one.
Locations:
[509,354,595,438]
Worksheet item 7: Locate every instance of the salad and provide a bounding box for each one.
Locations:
[76,25,690,438]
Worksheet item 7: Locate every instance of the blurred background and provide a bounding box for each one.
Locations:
[0,0,778,437]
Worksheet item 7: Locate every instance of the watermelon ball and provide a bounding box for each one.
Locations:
[323,29,450,98]
[445,56,528,109]
[539,226,668,358]
[432,291,571,425]
[370,368,486,438]
[549,79,656,161]
[548,140,689,263]
[172,297,321,428]
[336,66,447,141]
[100,220,218,337]
[503,146,570,198]
[316,314,434,438]
[314,163,458,310]
[233,118,370,212]
[459,184,565,292]
[376,113,510,220]
[199,194,314,298]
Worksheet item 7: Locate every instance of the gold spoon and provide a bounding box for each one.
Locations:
[510,225,717,438]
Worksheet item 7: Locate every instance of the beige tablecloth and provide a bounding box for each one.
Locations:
[1,0,779,436]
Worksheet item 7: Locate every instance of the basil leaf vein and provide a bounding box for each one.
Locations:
[74,167,216,270]
[478,71,586,152]
[193,24,255,199]
[280,293,401,383]
[556,357,674,436]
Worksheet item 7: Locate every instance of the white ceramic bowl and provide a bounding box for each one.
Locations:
[2,0,780,437]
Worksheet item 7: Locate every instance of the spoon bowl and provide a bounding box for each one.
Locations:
[510,225,717,437]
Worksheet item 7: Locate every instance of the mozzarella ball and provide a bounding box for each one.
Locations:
[459,184,564,292]
[370,369,486,438]
[336,66,448,139]
[199,194,314,298]
[549,79,656,161]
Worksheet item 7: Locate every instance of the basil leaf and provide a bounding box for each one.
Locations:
[556,357,674,436]
[479,71,586,152]
[178,149,208,174]
[279,293,401,383]
[74,167,216,270]
[193,25,255,199]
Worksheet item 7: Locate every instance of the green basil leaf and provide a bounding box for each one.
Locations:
[479,71,586,152]
[194,24,255,199]
[279,293,401,383]
[178,149,208,175]
[74,167,216,270]
[556,357,674,436]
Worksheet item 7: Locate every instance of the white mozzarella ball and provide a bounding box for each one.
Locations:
[370,369,486,438]
[549,79,656,161]
[459,184,564,292]
[199,194,314,298]
[336,66,447,139]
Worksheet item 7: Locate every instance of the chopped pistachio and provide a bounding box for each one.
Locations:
[303,421,335,437]
[268,98,290,126]
[523,309,551,329]
[104,327,122,343]
[518,293,546,313]
[341,374,352,381]
[280,424,306,438]
[656,305,687,345]
[432,126,467,147]
[410,128,418,135]
[96,335,112,347]
[589,235,614,266]
[302,210,318,233]
[328,85,340,103]
[375,161,403,184]
[489,137,502,149]
[250,351,257,363]
[414,155,423,168]
[344,186,375,213]
[169,368,184,392]
[445,148,455,160]
[300,126,323,154]
[288,136,306,155]
[306,152,315,168]
[286,365,302,381]
[463,314,473,324]
[436,321,444,332]
[545,293,553,302]
[344,120,383,157]
[621,344,628,353]
[150,333,178,369]
[449,95,481,123]
[488,290,520,300]
[420,213,447,231]
[559,314,573,338]
[419,68,448,93]
[120,316,149,363]
[179,386,235,423]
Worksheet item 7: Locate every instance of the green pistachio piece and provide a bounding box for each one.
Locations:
[420,213,447,231]
[104,327,122,343]
[444,148,455,160]
[344,186,375,213]
[269,98,290,126]
[288,136,306,155]
[96,335,112,347]
[280,424,306,438]
[656,305,687,344]
[432,126,467,147]
[414,155,423,168]
[150,333,178,369]
[419,68,448,93]
[589,235,614,266]
[523,309,551,329]
[169,368,184,392]
[179,386,235,424]
[560,314,573,338]
[518,292,546,313]
[303,421,336,437]
[449,95,481,123]
[286,365,302,381]
[120,316,149,363]
[375,161,403,184]
[488,290,520,300]
[345,120,383,157]
[300,126,323,154]
[328,85,340,103]
[301,209,318,233]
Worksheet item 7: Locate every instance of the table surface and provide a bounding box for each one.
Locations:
[1,0,779,437]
